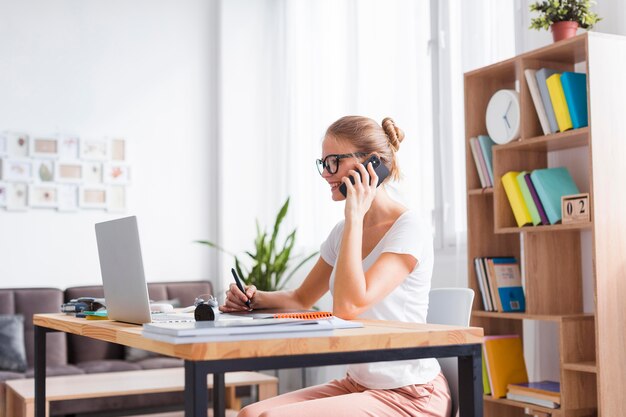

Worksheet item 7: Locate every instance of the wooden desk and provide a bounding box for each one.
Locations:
[33,314,484,417]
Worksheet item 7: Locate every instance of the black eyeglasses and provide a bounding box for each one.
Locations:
[316,152,367,176]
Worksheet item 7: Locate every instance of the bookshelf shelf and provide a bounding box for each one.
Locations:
[465,32,626,416]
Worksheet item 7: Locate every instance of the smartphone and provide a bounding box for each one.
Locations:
[339,155,390,197]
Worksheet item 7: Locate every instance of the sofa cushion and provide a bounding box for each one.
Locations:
[77,359,142,374]
[24,364,85,378]
[136,357,183,370]
[0,315,27,372]
[0,370,26,383]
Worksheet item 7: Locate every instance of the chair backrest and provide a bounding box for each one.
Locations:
[427,287,474,417]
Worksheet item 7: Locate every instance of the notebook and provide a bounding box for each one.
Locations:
[95,216,194,325]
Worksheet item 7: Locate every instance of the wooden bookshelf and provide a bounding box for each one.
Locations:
[465,32,626,416]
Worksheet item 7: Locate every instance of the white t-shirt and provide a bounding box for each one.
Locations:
[320,210,441,389]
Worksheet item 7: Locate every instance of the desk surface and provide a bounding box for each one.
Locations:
[34,314,483,361]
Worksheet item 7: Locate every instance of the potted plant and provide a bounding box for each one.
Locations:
[529,0,601,42]
[196,197,318,292]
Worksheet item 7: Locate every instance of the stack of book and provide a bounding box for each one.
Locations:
[502,167,580,227]
[469,135,496,188]
[525,68,588,135]
[482,334,528,398]
[507,380,561,409]
[473,257,525,312]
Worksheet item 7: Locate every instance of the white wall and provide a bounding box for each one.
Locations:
[0,0,217,289]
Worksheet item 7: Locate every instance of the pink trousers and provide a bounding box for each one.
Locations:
[238,372,451,417]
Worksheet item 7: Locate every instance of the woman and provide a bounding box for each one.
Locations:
[221,116,451,417]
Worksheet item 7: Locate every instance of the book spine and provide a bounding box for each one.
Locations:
[546,73,573,132]
[524,69,551,135]
[524,173,549,225]
[561,72,588,129]
[486,258,503,312]
[480,258,495,311]
[469,137,488,188]
[516,171,541,225]
[474,257,491,311]
[502,171,533,227]
[478,135,495,185]
[535,68,559,133]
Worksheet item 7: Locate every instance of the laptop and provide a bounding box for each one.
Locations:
[95,216,194,325]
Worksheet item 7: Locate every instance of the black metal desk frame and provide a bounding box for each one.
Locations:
[34,326,482,417]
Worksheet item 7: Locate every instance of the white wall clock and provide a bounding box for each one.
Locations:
[485,89,521,144]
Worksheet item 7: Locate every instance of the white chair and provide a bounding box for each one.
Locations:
[427,287,475,417]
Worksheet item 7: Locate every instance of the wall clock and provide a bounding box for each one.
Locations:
[485,89,521,144]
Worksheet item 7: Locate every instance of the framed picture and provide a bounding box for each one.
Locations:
[29,184,58,208]
[0,182,6,207]
[103,163,131,184]
[6,183,28,211]
[79,186,107,209]
[30,137,58,158]
[55,161,83,183]
[110,138,126,161]
[1,159,33,182]
[58,135,80,159]
[33,159,55,182]
[6,132,29,157]
[107,186,126,212]
[57,184,79,212]
[80,138,108,160]
[83,161,103,183]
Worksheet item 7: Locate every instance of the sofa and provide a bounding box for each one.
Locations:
[0,280,249,416]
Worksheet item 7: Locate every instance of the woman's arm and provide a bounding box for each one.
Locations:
[220,256,332,312]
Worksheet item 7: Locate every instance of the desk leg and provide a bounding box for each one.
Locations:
[457,344,483,417]
[34,326,46,417]
[213,373,225,417]
[184,361,208,417]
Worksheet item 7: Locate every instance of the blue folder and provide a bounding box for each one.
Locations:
[561,72,588,129]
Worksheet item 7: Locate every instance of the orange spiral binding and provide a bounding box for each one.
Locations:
[272,311,333,320]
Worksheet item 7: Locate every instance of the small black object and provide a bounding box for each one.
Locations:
[339,155,390,197]
[194,303,217,321]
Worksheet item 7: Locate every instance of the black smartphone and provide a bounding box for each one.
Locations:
[339,155,390,197]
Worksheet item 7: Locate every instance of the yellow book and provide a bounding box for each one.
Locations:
[501,171,532,227]
[546,73,573,132]
[484,335,528,398]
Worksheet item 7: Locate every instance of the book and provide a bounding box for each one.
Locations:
[484,258,503,312]
[507,380,561,403]
[469,137,490,188]
[477,135,496,186]
[546,73,573,132]
[502,171,533,227]
[535,68,559,134]
[530,167,580,224]
[482,350,491,395]
[524,69,551,135]
[560,72,588,129]
[491,257,525,312]
[506,392,560,409]
[483,334,528,398]
[524,173,550,225]
[474,257,492,311]
[517,171,541,225]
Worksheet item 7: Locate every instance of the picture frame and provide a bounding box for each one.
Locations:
[79,186,107,209]
[6,183,28,211]
[107,186,126,212]
[110,138,126,161]
[103,163,130,184]
[57,184,79,212]
[0,182,6,207]
[28,184,58,208]
[58,134,80,159]
[83,161,103,183]
[80,138,108,161]
[30,136,59,158]
[1,159,33,182]
[6,132,29,157]
[55,161,83,183]
[33,159,55,182]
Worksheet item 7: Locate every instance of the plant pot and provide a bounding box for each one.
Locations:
[551,21,579,42]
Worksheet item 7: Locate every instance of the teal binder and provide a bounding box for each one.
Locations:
[561,72,588,129]
[530,167,580,224]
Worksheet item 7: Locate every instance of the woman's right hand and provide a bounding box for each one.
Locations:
[219,283,257,312]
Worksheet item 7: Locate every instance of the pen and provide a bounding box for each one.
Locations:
[231,268,251,308]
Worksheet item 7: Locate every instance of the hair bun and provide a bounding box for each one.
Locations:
[381,117,404,151]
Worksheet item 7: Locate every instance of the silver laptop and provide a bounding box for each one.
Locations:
[95,216,194,324]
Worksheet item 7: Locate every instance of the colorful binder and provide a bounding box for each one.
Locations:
[546,73,573,132]
[516,171,541,225]
[561,72,588,129]
[483,335,528,399]
[524,173,550,225]
[502,171,533,227]
[535,68,559,134]
[530,167,580,224]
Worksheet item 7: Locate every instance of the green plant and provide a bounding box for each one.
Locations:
[196,197,318,292]
[529,0,601,30]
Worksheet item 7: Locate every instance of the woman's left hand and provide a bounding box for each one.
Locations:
[342,161,378,221]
